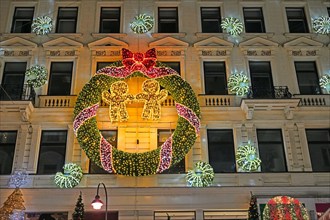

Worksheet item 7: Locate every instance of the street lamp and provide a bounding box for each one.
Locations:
[91,182,108,220]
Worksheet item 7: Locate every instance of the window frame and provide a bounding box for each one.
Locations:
[248,61,274,98]
[55,7,78,33]
[47,61,74,96]
[99,7,121,33]
[294,61,321,95]
[0,131,17,175]
[243,7,266,33]
[158,7,179,33]
[285,7,309,33]
[11,7,35,33]
[200,7,222,33]
[203,61,228,95]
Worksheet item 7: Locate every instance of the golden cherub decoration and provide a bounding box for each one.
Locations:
[102,81,134,122]
[136,79,168,120]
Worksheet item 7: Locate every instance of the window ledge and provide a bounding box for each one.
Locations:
[2,33,36,39]
[48,33,83,38]
[91,33,127,38]
[283,32,317,39]
[151,32,186,38]
[195,32,226,38]
[242,32,275,38]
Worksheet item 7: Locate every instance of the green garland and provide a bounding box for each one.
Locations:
[54,163,83,188]
[186,161,214,187]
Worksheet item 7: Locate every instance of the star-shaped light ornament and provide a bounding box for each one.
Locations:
[9,170,28,188]
[319,74,330,93]
[313,16,330,35]
[32,16,53,35]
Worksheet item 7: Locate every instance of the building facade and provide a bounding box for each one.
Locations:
[0,0,329,219]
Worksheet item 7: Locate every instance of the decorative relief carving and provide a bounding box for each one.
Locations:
[95,50,120,56]
[4,51,14,56]
[156,50,183,56]
[48,50,76,56]
[65,51,75,56]
[4,50,30,56]
[306,50,316,56]
[201,50,227,56]
[261,50,271,56]
[291,50,317,56]
[247,50,257,56]
[157,51,167,56]
[50,51,61,56]
[292,50,303,56]
[216,50,226,56]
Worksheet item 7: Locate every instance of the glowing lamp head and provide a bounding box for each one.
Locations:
[91,195,104,209]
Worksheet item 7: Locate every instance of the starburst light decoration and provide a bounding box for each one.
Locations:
[25,65,48,88]
[54,163,83,188]
[236,142,261,172]
[312,16,330,35]
[32,16,53,35]
[73,48,201,176]
[263,196,310,220]
[319,74,330,93]
[221,17,244,36]
[130,14,154,34]
[186,161,214,187]
[227,72,250,96]
[9,170,28,188]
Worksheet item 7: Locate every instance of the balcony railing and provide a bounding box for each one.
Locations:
[0,84,35,103]
[198,94,241,107]
[293,94,330,106]
[247,86,292,99]
[38,95,77,107]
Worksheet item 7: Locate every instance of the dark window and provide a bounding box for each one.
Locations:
[158,7,178,33]
[201,7,222,33]
[158,129,185,174]
[0,62,27,101]
[100,7,120,33]
[306,129,330,172]
[204,62,227,95]
[328,7,330,16]
[243,7,265,33]
[0,131,17,174]
[89,130,117,174]
[97,62,115,72]
[286,7,309,33]
[249,61,274,98]
[11,7,34,33]
[48,62,73,95]
[207,130,236,173]
[56,7,78,33]
[294,61,321,95]
[37,131,67,174]
[161,62,181,75]
[257,129,287,172]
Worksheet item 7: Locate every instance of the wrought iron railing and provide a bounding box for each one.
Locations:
[0,84,35,103]
[247,86,292,99]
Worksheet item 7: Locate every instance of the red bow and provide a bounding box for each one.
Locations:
[122,48,157,72]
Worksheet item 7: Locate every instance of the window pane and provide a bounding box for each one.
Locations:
[48,62,73,95]
[257,129,287,172]
[56,7,78,33]
[158,8,178,33]
[0,131,17,174]
[243,7,265,33]
[286,8,308,33]
[100,7,120,33]
[249,61,274,98]
[201,7,222,33]
[306,129,330,172]
[208,130,236,173]
[204,62,227,95]
[11,7,34,33]
[37,131,67,174]
[294,61,321,95]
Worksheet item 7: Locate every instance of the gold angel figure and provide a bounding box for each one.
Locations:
[136,79,168,120]
[102,81,134,122]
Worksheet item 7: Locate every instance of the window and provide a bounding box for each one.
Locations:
[37,131,67,174]
[96,62,115,72]
[207,129,236,173]
[249,61,274,98]
[99,7,120,33]
[306,129,330,172]
[161,62,181,75]
[285,7,309,33]
[89,130,117,174]
[158,130,185,174]
[203,61,227,95]
[294,61,321,95]
[0,62,27,101]
[257,129,287,172]
[201,7,222,33]
[0,131,17,174]
[158,7,178,33]
[328,7,330,16]
[48,62,73,95]
[56,7,78,33]
[11,7,34,33]
[243,7,265,33]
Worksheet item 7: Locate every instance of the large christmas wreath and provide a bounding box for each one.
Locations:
[73,48,200,176]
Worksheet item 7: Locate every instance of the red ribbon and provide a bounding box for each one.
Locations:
[122,48,157,72]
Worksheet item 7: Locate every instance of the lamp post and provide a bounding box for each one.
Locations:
[91,182,108,220]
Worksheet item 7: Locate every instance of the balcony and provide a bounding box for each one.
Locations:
[38,95,77,108]
[293,94,330,106]
[247,86,292,99]
[0,84,35,103]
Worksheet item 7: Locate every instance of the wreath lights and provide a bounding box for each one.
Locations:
[186,161,214,187]
[130,14,154,34]
[236,142,261,172]
[312,16,330,35]
[227,72,250,96]
[31,16,53,35]
[54,163,83,188]
[73,48,201,176]
[25,65,48,88]
[221,17,244,36]
[319,74,330,93]
[263,196,310,220]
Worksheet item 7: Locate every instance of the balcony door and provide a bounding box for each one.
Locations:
[249,61,274,98]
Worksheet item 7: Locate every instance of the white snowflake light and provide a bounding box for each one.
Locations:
[228,72,250,96]
[9,170,28,188]
[186,161,214,187]
[32,16,53,35]
[9,210,25,220]
[319,74,330,93]
[236,142,261,172]
[130,14,154,34]
[221,17,244,36]
[25,65,48,88]
[313,16,330,35]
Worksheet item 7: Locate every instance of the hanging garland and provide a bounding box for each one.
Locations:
[31,16,53,35]
[221,17,244,36]
[263,196,310,220]
[73,48,201,176]
[312,16,330,35]
[236,142,261,172]
[25,65,48,88]
[54,163,83,188]
[319,74,330,93]
[227,72,250,96]
[186,161,214,187]
[130,14,154,34]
